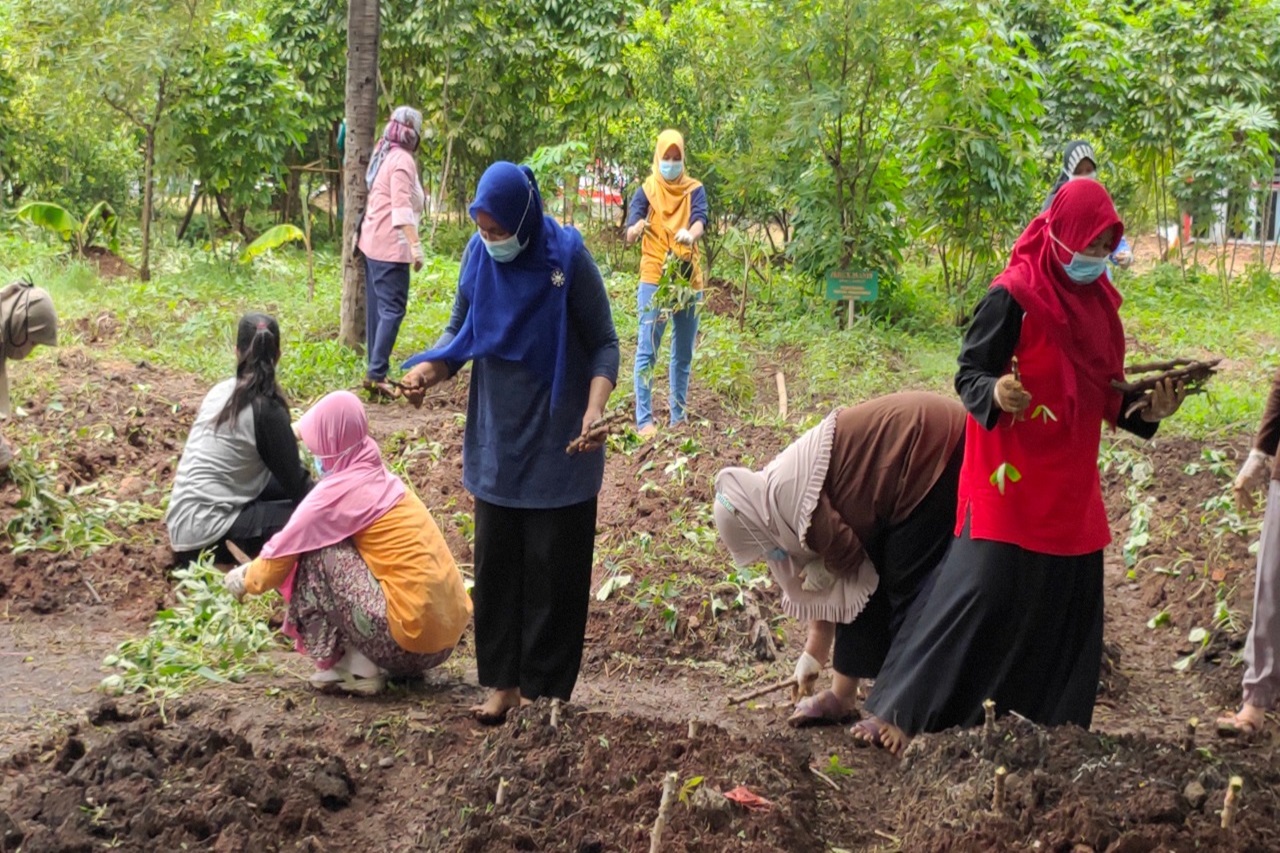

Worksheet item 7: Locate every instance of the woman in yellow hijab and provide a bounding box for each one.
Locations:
[624,129,708,438]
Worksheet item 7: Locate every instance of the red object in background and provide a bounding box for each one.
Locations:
[723,785,775,812]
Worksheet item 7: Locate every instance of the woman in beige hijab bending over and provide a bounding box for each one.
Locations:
[712,392,964,736]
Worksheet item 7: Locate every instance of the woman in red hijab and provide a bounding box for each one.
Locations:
[859,179,1186,755]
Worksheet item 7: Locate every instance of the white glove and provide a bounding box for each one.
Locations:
[224,563,249,601]
[1234,448,1273,512]
[674,228,694,246]
[410,242,425,270]
[1112,250,1133,268]
[792,651,821,699]
[800,558,835,593]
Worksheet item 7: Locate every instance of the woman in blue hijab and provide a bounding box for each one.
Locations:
[402,161,619,723]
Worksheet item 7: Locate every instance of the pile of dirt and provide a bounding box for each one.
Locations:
[0,355,198,616]
[2,707,354,852]
[79,246,137,280]
[890,715,1280,852]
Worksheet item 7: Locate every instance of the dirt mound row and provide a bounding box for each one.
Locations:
[3,707,354,852]
[893,716,1280,852]
[369,700,823,853]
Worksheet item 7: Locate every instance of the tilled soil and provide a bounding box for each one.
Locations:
[2,344,1278,851]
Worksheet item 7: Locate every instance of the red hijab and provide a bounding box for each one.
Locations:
[994,178,1125,421]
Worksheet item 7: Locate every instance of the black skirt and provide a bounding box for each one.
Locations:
[832,446,962,679]
[863,523,1104,735]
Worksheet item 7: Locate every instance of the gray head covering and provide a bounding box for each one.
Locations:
[365,105,424,188]
[1,280,58,416]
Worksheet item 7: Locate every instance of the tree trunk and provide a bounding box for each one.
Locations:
[140,126,156,282]
[341,0,380,349]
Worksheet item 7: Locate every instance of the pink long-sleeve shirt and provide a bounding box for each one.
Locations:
[358,147,424,263]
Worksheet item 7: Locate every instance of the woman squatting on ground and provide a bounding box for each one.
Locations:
[166,313,312,564]
[223,391,472,695]
[0,279,57,472]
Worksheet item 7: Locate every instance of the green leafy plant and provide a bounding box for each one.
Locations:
[5,449,161,556]
[677,775,705,805]
[15,200,119,255]
[241,223,315,298]
[989,462,1022,495]
[101,556,282,700]
[826,753,855,778]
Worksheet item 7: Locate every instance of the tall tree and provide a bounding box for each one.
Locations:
[16,0,215,280]
[341,0,380,348]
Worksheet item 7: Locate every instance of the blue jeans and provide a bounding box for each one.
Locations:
[364,258,410,381]
[633,282,701,429]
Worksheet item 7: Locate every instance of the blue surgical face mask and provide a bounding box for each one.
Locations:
[311,456,326,479]
[481,233,527,263]
[659,160,683,181]
[478,183,534,264]
[1050,231,1110,284]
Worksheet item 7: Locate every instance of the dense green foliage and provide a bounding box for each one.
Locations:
[2,0,1279,311]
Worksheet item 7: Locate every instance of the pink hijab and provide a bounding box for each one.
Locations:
[259,390,406,599]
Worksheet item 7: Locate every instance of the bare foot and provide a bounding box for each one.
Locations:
[470,688,523,725]
[1216,703,1266,739]
[637,423,658,439]
[878,721,911,757]
[850,715,886,747]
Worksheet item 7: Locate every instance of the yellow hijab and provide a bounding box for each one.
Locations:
[639,129,704,288]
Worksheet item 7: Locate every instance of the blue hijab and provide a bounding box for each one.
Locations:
[403,162,583,402]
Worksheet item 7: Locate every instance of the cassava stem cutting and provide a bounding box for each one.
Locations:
[566,411,628,455]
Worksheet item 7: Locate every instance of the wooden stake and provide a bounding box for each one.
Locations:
[550,698,561,730]
[687,719,702,739]
[649,772,678,853]
[82,576,104,605]
[1221,776,1243,830]
[1183,717,1198,752]
[495,777,509,808]
[992,766,1007,812]
[225,540,252,565]
[727,677,796,706]
[983,699,996,735]
[774,370,788,421]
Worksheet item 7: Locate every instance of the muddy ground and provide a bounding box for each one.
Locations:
[2,331,1279,852]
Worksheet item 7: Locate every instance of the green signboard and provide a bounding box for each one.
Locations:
[825,269,879,302]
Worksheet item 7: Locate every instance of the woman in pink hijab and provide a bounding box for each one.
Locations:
[224,391,472,695]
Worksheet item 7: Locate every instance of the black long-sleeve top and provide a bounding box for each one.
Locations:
[955,287,1157,439]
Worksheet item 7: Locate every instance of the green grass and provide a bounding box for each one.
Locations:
[2,229,1277,438]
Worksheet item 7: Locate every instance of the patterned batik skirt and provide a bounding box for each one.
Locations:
[284,540,453,677]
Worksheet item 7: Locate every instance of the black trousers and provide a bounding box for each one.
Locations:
[174,476,299,565]
[832,446,962,679]
[472,496,597,701]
